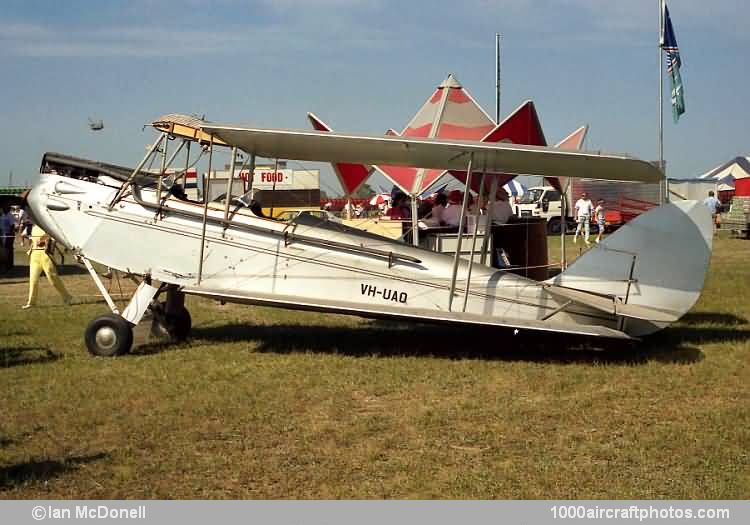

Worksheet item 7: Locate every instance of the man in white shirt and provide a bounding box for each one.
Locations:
[703,191,722,231]
[574,192,593,245]
[703,191,721,215]
[442,190,465,227]
[488,189,514,225]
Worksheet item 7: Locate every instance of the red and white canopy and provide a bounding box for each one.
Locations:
[374,73,496,194]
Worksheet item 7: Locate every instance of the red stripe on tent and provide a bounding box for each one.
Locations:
[481,101,546,146]
[403,123,432,137]
[335,163,371,195]
[436,123,495,140]
[447,101,547,192]
[429,89,442,104]
[307,112,371,195]
[447,88,471,104]
[375,165,418,194]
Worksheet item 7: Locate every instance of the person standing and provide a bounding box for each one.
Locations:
[22,224,72,309]
[703,191,721,230]
[488,189,514,225]
[19,205,33,247]
[1,205,15,270]
[594,199,606,243]
[574,192,594,245]
[442,190,465,227]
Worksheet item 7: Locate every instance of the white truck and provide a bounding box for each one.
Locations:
[515,180,661,234]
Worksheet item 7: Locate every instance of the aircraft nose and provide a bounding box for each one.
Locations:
[27,176,70,248]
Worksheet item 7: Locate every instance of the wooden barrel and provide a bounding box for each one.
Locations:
[492,218,549,281]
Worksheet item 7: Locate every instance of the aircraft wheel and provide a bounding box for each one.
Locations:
[547,218,562,235]
[85,314,133,357]
[166,305,192,342]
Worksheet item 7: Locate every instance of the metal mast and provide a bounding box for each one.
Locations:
[495,33,502,123]
[658,0,665,202]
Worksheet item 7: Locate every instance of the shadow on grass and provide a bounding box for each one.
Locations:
[0,346,61,368]
[184,322,711,366]
[0,262,87,283]
[0,452,109,490]
[680,312,748,326]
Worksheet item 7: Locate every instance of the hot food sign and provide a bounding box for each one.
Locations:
[239,169,294,188]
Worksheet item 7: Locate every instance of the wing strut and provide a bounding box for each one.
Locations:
[463,166,487,312]
[109,132,166,210]
[197,136,214,284]
[448,154,474,312]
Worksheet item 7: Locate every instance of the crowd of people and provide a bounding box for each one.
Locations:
[378,187,516,228]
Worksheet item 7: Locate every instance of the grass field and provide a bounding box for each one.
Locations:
[1,234,749,499]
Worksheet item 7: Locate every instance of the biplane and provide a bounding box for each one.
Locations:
[27,114,713,356]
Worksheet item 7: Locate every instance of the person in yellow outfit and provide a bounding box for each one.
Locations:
[22,224,72,309]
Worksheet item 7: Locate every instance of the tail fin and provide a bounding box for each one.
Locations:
[549,201,713,336]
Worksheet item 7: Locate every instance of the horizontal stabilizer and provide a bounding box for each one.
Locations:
[544,284,681,323]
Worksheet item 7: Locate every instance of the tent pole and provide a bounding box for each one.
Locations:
[495,33,502,123]
[448,154,474,312]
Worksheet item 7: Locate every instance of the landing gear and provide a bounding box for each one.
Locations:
[79,259,191,357]
[85,314,134,357]
[547,217,563,235]
[150,301,192,342]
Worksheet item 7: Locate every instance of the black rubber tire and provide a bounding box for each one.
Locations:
[85,314,133,357]
[151,302,192,342]
[547,218,562,235]
[165,305,192,342]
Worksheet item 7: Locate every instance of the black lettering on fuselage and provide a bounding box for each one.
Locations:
[360,284,407,304]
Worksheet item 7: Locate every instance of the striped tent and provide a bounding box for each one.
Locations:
[699,157,750,181]
[373,73,496,195]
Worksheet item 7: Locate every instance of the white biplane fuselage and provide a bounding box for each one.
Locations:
[27,117,714,356]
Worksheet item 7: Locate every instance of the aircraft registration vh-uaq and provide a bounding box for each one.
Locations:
[27,114,713,356]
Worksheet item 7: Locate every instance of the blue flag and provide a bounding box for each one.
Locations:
[662,3,685,122]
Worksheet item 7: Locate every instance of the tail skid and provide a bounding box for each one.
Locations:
[549,200,713,336]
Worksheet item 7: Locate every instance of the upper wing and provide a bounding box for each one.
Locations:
[201,125,662,184]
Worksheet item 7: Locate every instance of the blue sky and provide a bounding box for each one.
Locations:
[1,0,748,194]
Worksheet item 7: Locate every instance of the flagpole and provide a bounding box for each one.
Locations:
[495,33,501,123]
[658,0,665,203]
